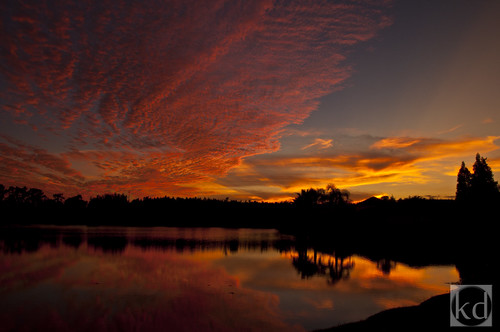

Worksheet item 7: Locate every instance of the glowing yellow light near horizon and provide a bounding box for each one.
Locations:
[261,196,294,203]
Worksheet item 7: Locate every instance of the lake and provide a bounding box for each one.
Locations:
[0,226,458,331]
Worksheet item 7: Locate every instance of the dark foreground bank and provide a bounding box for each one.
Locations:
[316,293,450,331]
[318,289,498,331]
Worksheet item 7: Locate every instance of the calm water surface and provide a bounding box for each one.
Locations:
[0,226,458,331]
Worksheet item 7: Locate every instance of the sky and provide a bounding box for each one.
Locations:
[1,0,499,202]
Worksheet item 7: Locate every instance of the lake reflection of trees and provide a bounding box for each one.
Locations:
[291,248,355,285]
[2,227,361,286]
[0,227,297,255]
[376,258,397,275]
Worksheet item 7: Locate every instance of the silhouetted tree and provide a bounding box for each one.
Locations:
[5,186,29,207]
[26,188,46,207]
[64,195,87,209]
[294,184,350,207]
[457,154,499,203]
[294,188,325,207]
[471,153,498,202]
[322,184,350,206]
[456,161,472,201]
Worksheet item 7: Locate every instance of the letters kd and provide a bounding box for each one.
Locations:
[450,285,492,327]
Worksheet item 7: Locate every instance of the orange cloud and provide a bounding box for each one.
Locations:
[408,136,500,158]
[214,135,500,201]
[371,137,421,150]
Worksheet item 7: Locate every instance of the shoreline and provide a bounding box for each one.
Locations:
[315,293,451,331]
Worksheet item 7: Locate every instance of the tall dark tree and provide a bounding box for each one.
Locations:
[456,161,472,201]
[26,188,46,207]
[322,183,350,206]
[471,153,499,202]
[0,184,5,204]
[5,186,29,207]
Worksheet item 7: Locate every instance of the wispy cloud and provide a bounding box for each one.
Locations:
[437,124,463,135]
[370,137,421,150]
[0,0,392,197]
[301,138,333,150]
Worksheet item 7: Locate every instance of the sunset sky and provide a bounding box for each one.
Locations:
[1,0,499,202]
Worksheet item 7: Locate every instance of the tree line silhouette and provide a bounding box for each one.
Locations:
[0,184,351,211]
[0,153,498,226]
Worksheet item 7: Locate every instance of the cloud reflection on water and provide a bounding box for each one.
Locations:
[0,227,458,331]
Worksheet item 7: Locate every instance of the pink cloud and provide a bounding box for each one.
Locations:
[0,0,392,197]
